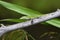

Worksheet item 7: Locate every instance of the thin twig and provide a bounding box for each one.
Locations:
[0,9,60,37]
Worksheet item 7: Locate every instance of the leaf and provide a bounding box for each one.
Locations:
[0,1,41,18]
[0,19,27,22]
[20,16,32,19]
[47,19,60,28]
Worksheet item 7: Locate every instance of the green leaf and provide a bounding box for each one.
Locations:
[0,1,41,18]
[20,16,32,19]
[0,19,27,22]
[47,19,60,28]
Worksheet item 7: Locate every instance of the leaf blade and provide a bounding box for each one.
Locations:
[47,19,60,28]
[0,1,41,18]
